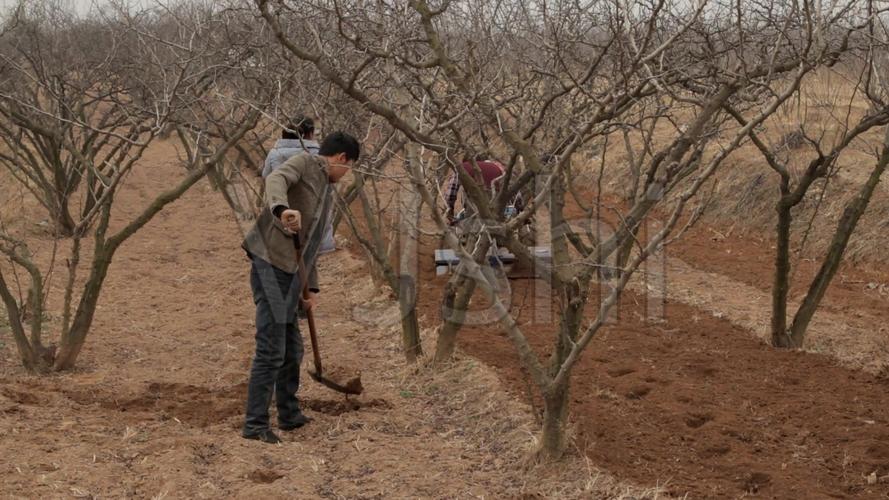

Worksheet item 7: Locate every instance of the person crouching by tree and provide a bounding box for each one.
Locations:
[240,131,360,444]
[444,155,505,226]
[444,155,525,229]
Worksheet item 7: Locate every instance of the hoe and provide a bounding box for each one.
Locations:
[294,236,363,396]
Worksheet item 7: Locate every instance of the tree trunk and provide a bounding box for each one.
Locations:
[53,247,112,370]
[786,139,889,347]
[433,233,492,364]
[61,237,81,338]
[399,148,424,362]
[771,198,794,347]
[537,171,583,460]
[613,222,644,287]
[399,278,422,363]
[434,273,477,364]
[357,185,389,286]
[538,377,570,460]
[538,277,584,460]
[615,232,634,277]
[0,268,41,371]
[53,198,76,238]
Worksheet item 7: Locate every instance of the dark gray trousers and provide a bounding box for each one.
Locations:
[243,256,305,434]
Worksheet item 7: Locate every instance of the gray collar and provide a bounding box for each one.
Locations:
[275,138,319,149]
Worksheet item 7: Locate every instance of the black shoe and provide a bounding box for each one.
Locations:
[279,413,313,431]
[242,429,281,444]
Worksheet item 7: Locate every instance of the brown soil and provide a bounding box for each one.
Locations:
[63,382,248,428]
[415,229,889,499]
[0,140,650,499]
[561,191,889,372]
[313,363,364,394]
[564,190,889,337]
[4,133,889,498]
[671,223,889,327]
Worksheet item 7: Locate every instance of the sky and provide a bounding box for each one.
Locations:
[0,0,151,17]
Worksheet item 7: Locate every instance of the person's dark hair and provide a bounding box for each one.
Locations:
[282,115,314,140]
[319,131,360,161]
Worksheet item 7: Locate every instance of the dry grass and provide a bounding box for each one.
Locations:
[383,325,673,499]
[589,70,889,265]
[700,156,889,264]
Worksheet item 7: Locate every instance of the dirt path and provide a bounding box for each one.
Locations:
[413,216,889,499]
[666,223,889,372]
[634,253,889,374]
[0,143,651,499]
[0,253,542,498]
[560,199,889,374]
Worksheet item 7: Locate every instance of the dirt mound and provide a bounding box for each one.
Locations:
[312,364,364,394]
[248,468,284,484]
[65,382,246,428]
[302,397,392,416]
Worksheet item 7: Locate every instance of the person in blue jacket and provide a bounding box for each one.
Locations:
[263,115,335,254]
[262,115,320,178]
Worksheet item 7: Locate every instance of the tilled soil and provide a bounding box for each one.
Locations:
[415,231,889,499]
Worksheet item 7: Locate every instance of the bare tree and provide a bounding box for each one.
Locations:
[0,3,147,237]
[0,1,261,371]
[254,0,877,458]
[731,17,889,347]
[334,132,426,362]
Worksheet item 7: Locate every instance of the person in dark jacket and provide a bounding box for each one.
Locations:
[263,115,336,254]
[241,131,360,444]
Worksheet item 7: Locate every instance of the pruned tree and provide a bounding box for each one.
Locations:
[0,2,149,237]
[732,6,889,348]
[0,0,262,371]
[334,130,425,362]
[255,0,878,459]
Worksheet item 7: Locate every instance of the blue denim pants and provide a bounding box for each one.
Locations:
[243,257,305,434]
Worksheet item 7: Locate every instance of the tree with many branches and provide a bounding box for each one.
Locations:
[0,1,265,371]
[256,0,884,458]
